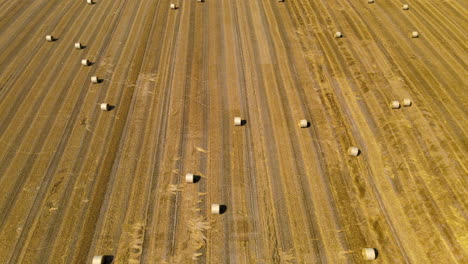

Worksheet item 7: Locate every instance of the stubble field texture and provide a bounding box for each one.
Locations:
[0,0,466,263]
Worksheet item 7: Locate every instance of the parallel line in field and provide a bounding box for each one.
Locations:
[0,0,80,96]
[134,1,179,262]
[230,0,265,260]
[41,1,153,263]
[6,0,129,262]
[0,0,115,228]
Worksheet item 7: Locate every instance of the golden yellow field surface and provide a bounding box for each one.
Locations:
[0,0,466,263]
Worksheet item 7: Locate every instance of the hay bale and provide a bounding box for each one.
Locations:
[299,119,308,128]
[100,103,110,111]
[403,98,412,107]
[362,248,377,260]
[234,117,242,126]
[391,101,401,109]
[348,147,360,157]
[185,173,195,183]
[211,204,220,214]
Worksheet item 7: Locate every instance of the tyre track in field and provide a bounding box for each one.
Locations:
[166,0,199,259]
[283,2,364,262]
[288,0,464,260]
[37,1,154,263]
[144,1,197,260]
[0,0,118,231]
[339,0,467,204]
[88,0,171,259]
[367,2,468,107]
[168,1,211,261]
[229,0,265,261]
[403,1,466,59]
[300,0,428,262]
[192,2,209,262]
[286,0,412,262]
[344,1,468,167]
[0,0,97,168]
[257,0,334,262]
[89,2,171,262]
[434,1,466,28]
[220,0,251,262]
[238,1,299,261]
[292,0,380,248]
[5,0,130,262]
[372,1,466,92]
[0,0,18,18]
[112,4,183,262]
[0,0,84,133]
[154,4,185,253]
[90,0,183,260]
[0,0,80,96]
[330,0,466,177]
[340,1,466,262]
[263,1,362,262]
[203,2,232,262]
[233,1,283,261]
[127,1,177,262]
[0,0,44,34]
[324,1,465,261]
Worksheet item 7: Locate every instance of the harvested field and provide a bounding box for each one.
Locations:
[0,0,467,263]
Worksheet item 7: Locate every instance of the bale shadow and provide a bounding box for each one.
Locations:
[193,175,201,183]
[103,255,114,263]
[240,120,247,126]
[219,205,227,214]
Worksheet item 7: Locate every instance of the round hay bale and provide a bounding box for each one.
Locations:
[391,101,400,109]
[403,4,409,10]
[46,35,54,42]
[299,119,308,128]
[92,256,104,264]
[368,0,374,3]
[81,59,90,66]
[412,31,419,38]
[234,117,242,126]
[91,76,99,83]
[403,98,412,107]
[170,3,176,9]
[185,173,194,183]
[335,32,343,38]
[87,0,94,4]
[211,204,220,214]
[348,147,360,157]
[100,103,110,111]
[362,248,377,260]
[75,42,83,49]
[197,0,204,2]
